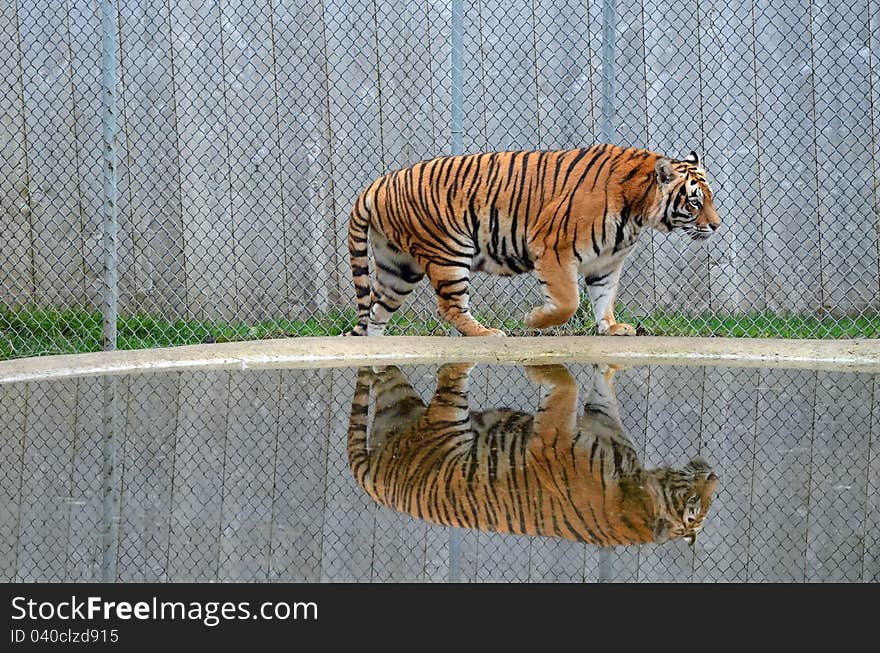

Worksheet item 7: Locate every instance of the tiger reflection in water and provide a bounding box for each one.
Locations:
[347,363,719,547]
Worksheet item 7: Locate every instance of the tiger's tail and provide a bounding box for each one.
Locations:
[347,190,373,336]
[346,367,373,482]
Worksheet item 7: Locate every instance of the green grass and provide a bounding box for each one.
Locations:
[0,306,444,360]
[2,304,879,360]
[629,310,880,339]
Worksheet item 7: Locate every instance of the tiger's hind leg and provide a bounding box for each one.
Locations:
[424,263,505,336]
[422,362,476,425]
[365,232,425,336]
[369,365,426,451]
[524,255,580,329]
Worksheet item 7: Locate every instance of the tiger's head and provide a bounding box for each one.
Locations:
[651,151,720,241]
[648,455,719,546]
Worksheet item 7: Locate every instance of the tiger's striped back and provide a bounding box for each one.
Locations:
[347,145,719,337]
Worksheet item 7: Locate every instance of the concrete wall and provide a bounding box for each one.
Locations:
[1,0,878,323]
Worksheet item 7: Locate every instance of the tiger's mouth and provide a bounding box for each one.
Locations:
[682,226,714,241]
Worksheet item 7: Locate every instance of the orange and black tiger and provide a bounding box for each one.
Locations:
[347,363,719,547]
[347,144,720,336]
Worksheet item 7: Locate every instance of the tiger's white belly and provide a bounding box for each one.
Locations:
[469,245,635,279]
[577,247,632,279]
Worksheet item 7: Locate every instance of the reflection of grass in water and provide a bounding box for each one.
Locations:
[2,305,878,360]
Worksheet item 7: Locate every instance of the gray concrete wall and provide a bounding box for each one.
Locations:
[1,0,877,323]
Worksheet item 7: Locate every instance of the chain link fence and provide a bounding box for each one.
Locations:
[2,0,879,361]
[1,362,876,582]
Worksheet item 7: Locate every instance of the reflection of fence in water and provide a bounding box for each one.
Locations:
[0,363,877,582]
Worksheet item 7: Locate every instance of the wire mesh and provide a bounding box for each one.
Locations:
[0,361,876,582]
[1,0,879,360]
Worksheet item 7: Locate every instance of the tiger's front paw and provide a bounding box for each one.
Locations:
[440,362,477,376]
[597,363,629,374]
[525,304,577,330]
[604,322,636,336]
[524,309,547,329]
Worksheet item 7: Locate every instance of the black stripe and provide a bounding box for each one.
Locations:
[584,272,610,286]
[613,201,630,253]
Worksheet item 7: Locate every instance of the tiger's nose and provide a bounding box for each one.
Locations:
[710,222,719,231]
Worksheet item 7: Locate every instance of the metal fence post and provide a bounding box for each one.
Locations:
[599,0,617,143]
[100,0,119,351]
[597,547,613,583]
[99,0,120,583]
[450,0,464,156]
[447,0,465,582]
[100,374,120,582]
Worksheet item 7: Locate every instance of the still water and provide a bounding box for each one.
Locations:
[0,361,877,582]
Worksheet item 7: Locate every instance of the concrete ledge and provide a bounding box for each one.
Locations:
[2,336,880,384]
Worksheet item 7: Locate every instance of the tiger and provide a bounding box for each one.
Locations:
[347,362,719,547]
[347,144,720,336]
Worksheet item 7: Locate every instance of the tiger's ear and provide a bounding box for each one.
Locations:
[683,151,700,167]
[654,158,678,186]
[652,517,674,544]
